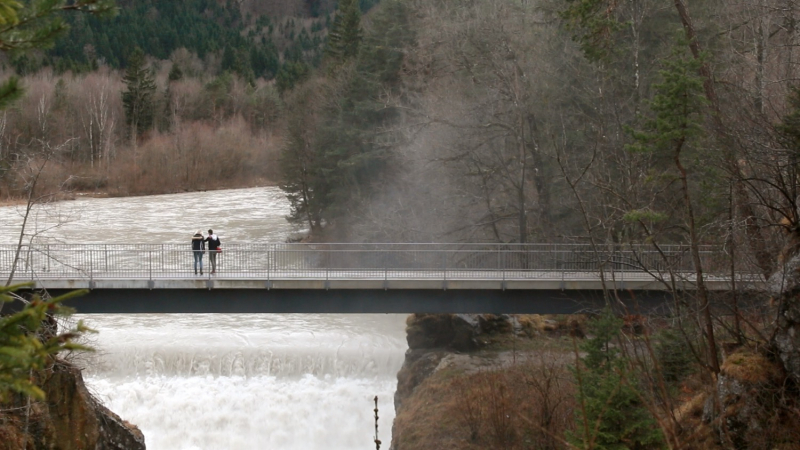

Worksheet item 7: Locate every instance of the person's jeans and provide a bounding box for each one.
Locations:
[208,251,217,273]
[193,251,203,274]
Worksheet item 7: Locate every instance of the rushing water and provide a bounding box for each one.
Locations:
[0,187,407,450]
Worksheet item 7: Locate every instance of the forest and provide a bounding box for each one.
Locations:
[0,0,378,199]
[279,1,800,448]
[4,0,800,448]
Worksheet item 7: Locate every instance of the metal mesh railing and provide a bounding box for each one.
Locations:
[0,243,728,282]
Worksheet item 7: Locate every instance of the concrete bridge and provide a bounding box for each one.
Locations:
[1,243,758,314]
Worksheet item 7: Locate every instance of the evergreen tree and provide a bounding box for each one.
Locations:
[280,83,326,233]
[276,61,311,94]
[1,287,93,401]
[280,0,412,232]
[0,0,115,107]
[168,63,183,81]
[221,45,236,72]
[569,309,664,450]
[122,47,156,137]
[325,0,361,62]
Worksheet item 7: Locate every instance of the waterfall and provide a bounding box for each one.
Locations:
[78,313,406,450]
[0,187,409,449]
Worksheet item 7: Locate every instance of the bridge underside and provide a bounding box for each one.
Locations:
[31,288,681,314]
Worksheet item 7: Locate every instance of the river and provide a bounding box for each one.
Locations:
[0,187,407,450]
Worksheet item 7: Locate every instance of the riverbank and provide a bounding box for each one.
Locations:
[0,178,279,208]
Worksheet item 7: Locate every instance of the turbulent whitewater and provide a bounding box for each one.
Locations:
[0,187,407,450]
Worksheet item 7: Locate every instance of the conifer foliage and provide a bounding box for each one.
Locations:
[325,0,362,62]
[0,0,115,113]
[0,0,110,404]
[0,287,93,401]
[122,48,156,137]
[570,309,663,450]
[280,0,412,234]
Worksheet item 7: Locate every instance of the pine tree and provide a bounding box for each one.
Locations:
[325,0,361,63]
[121,47,156,137]
[0,288,93,401]
[0,0,115,108]
[280,83,326,233]
[168,63,183,81]
[280,0,412,231]
[569,309,664,450]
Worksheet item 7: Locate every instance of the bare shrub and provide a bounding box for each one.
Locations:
[452,376,484,442]
[482,371,517,448]
[521,352,576,449]
[449,358,575,450]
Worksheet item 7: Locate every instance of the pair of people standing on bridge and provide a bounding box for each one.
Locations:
[191,230,221,275]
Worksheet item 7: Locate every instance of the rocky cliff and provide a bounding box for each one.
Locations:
[391,302,800,450]
[0,359,145,450]
[390,313,562,450]
[769,250,800,385]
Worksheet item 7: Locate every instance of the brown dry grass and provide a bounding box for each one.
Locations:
[393,355,576,450]
[720,350,782,385]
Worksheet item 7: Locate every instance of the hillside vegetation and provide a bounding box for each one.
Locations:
[0,0,378,199]
[276,1,800,449]
[5,0,800,447]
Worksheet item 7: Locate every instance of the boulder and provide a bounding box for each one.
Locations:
[705,350,784,449]
[405,314,482,351]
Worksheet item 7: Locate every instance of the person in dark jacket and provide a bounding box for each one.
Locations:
[192,230,205,275]
[205,229,221,274]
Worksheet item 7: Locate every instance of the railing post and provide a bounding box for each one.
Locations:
[443,250,447,283]
[149,248,153,281]
[502,248,506,288]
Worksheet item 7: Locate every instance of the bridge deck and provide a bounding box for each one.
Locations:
[0,244,762,313]
[9,270,745,291]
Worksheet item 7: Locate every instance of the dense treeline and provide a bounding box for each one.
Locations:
[0,67,283,198]
[280,0,800,250]
[0,0,389,200]
[278,0,800,447]
[13,0,381,87]
[2,0,800,447]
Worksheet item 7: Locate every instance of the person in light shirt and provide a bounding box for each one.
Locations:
[205,229,221,275]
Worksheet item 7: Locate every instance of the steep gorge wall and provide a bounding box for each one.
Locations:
[0,360,145,450]
[390,314,517,450]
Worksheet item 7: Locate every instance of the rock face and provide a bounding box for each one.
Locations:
[769,251,800,385]
[391,313,514,450]
[773,291,800,384]
[708,350,791,450]
[0,360,145,450]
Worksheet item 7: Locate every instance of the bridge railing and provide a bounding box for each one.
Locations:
[0,243,733,281]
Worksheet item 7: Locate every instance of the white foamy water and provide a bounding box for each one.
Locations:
[0,187,407,449]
